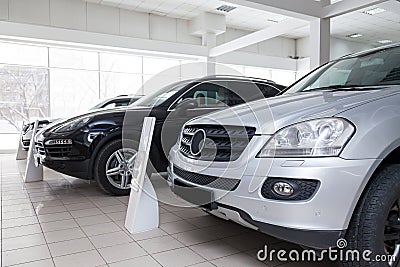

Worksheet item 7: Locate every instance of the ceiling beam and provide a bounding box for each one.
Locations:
[321,0,390,18]
[223,0,321,21]
[379,0,400,15]
[209,19,307,57]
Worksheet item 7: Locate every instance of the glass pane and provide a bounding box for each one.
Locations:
[142,74,180,95]
[49,47,99,70]
[100,72,142,99]
[100,52,142,73]
[0,65,49,134]
[216,64,244,75]
[143,56,180,76]
[0,42,48,67]
[50,69,99,118]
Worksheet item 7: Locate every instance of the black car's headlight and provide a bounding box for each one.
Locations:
[54,117,91,133]
[257,118,355,158]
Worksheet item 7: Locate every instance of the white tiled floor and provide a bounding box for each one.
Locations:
[0,154,339,267]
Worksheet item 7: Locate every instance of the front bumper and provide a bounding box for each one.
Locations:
[34,133,91,179]
[168,137,380,248]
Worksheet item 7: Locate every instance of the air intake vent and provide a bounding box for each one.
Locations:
[216,5,237,13]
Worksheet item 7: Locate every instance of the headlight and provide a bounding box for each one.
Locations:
[54,117,91,133]
[257,118,354,158]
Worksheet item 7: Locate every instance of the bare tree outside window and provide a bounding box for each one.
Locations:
[0,66,49,133]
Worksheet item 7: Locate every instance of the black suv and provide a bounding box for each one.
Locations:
[35,75,284,195]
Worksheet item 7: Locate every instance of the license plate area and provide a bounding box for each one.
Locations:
[172,178,217,210]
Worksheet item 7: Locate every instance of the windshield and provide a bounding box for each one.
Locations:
[132,81,191,107]
[285,46,400,94]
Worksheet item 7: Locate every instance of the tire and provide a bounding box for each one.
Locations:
[341,164,400,267]
[94,139,138,196]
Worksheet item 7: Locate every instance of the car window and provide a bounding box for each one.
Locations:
[102,101,129,109]
[285,46,400,94]
[256,83,281,97]
[171,82,243,109]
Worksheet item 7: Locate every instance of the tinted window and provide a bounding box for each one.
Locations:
[171,82,246,109]
[102,101,130,109]
[256,83,281,97]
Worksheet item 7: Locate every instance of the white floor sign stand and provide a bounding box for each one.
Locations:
[16,122,27,160]
[125,117,159,234]
[24,120,43,183]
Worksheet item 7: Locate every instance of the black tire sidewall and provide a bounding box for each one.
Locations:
[343,165,400,266]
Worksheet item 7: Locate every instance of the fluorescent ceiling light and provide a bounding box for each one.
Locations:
[347,33,363,38]
[377,39,393,44]
[216,5,237,13]
[364,7,386,15]
[267,16,288,23]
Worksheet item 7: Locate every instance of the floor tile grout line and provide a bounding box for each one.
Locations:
[25,178,58,267]
[51,181,112,266]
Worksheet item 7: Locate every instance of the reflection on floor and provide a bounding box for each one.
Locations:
[0,154,338,267]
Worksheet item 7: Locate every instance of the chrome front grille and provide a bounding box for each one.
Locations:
[179,124,256,162]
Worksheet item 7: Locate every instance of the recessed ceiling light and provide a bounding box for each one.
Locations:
[347,33,363,38]
[216,5,237,13]
[377,39,393,44]
[364,7,386,15]
[267,16,288,23]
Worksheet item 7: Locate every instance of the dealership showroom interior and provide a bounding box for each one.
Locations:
[2,0,400,266]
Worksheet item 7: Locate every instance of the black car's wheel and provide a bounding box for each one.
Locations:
[341,165,400,267]
[94,139,138,195]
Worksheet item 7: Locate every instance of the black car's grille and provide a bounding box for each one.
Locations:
[261,178,319,201]
[179,125,256,162]
[173,165,240,191]
[35,141,72,158]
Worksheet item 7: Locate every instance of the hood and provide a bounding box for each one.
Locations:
[187,87,400,134]
[45,105,153,132]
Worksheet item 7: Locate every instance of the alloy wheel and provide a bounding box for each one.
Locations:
[105,148,137,190]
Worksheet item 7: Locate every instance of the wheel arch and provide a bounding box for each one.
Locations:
[87,131,122,180]
[344,143,400,232]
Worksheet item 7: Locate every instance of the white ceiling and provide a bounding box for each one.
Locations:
[87,0,400,45]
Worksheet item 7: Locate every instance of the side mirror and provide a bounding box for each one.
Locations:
[174,98,198,115]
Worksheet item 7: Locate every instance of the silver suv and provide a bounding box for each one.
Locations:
[168,44,400,266]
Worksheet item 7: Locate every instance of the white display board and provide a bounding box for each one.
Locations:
[24,120,43,183]
[125,117,159,234]
[16,121,27,160]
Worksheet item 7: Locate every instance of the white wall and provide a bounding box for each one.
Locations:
[0,0,202,45]
[296,36,375,60]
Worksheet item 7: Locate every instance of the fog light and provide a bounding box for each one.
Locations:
[273,182,294,196]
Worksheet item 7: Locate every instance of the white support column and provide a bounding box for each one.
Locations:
[203,32,217,75]
[310,18,330,69]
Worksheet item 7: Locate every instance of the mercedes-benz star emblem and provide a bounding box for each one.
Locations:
[190,129,206,156]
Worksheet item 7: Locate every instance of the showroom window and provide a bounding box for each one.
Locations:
[0,40,298,151]
[0,41,200,150]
